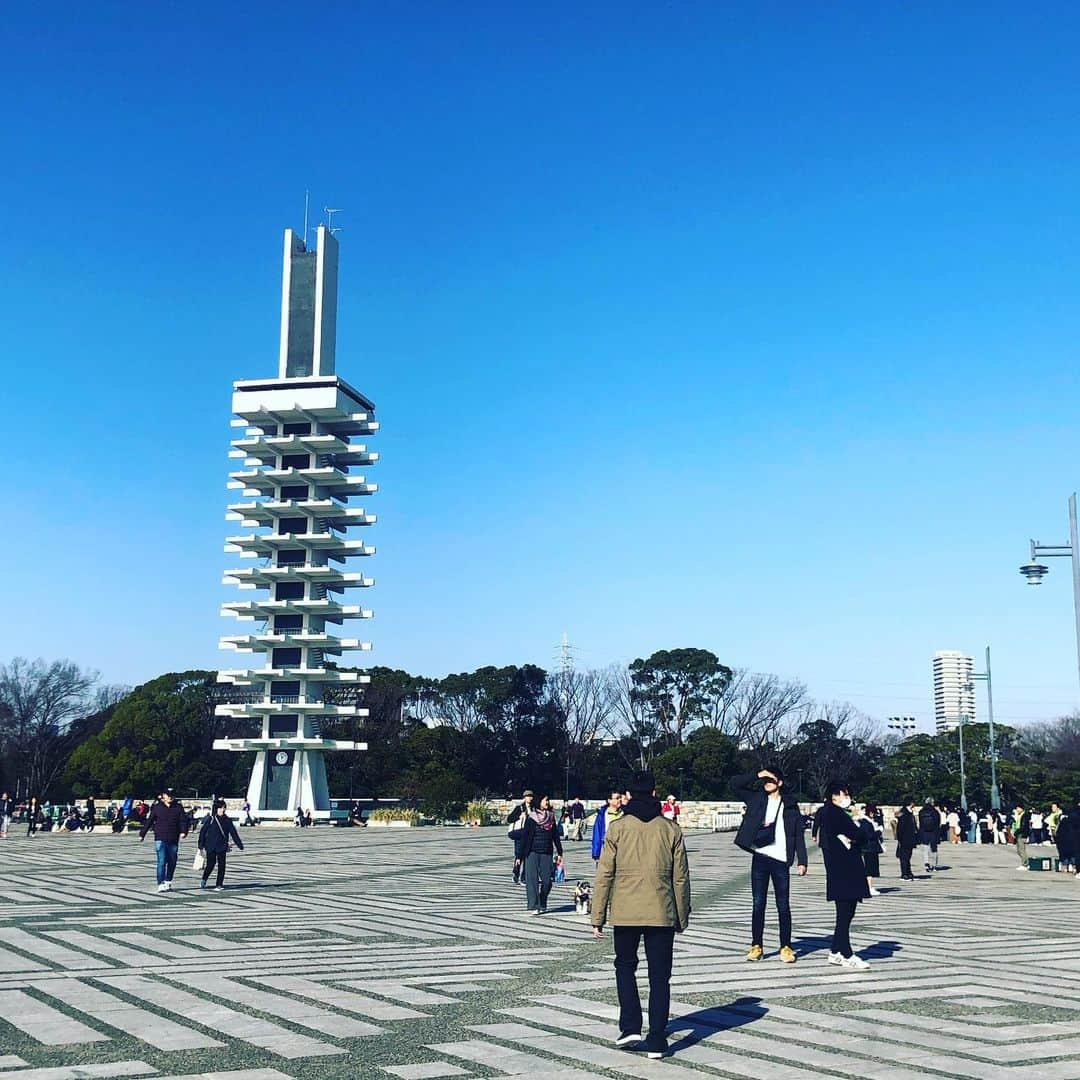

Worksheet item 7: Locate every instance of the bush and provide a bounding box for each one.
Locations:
[460,799,498,825]
[368,807,420,824]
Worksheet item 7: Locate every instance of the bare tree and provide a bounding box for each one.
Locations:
[596,664,661,770]
[704,669,810,749]
[546,666,616,772]
[0,658,100,796]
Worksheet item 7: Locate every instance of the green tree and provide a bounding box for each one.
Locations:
[629,648,733,748]
[64,671,233,798]
[653,727,738,799]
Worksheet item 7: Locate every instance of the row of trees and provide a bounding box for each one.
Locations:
[2,651,1079,817]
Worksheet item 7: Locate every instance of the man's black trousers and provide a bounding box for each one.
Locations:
[612,925,675,1039]
[750,853,791,948]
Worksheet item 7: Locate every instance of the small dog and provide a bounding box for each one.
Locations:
[574,880,592,915]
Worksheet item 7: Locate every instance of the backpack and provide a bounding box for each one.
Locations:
[918,806,937,832]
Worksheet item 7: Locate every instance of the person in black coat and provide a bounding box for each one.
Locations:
[818,779,871,971]
[1056,798,1080,874]
[732,767,807,963]
[514,794,563,914]
[894,798,918,881]
[198,800,244,891]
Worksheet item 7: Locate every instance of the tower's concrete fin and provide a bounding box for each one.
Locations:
[278,225,338,378]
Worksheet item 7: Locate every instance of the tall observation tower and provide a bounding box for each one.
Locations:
[213,226,375,820]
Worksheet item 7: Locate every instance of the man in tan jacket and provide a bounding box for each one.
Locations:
[591,771,691,1059]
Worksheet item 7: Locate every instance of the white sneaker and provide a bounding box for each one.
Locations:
[1015,865,1028,871]
[868,887,881,896]
[840,954,870,971]
[156,882,168,892]
[827,951,844,966]
[165,881,173,891]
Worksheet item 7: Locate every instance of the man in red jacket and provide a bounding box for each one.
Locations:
[139,789,188,893]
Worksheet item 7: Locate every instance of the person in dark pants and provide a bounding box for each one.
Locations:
[506,790,535,884]
[198,800,244,890]
[918,800,941,872]
[514,794,563,914]
[25,797,40,838]
[138,789,189,893]
[894,797,918,881]
[84,797,96,832]
[731,767,807,963]
[591,771,691,1060]
[818,779,871,971]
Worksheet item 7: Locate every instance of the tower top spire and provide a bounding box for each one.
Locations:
[278,224,338,379]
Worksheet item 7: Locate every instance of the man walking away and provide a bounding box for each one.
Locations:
[84,797,96,833]
[1013,806,1031,870]
[506,790,535,884]
[570,796,587,841]
[731,767,807,963]
[0,792,13,839]
[918,800,941,872]
[139,789,189,892]
[591,790,624,864]
[895,797,917,881]
[592,771,691,1060]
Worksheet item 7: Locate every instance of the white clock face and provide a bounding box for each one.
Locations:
[275,751,289,765]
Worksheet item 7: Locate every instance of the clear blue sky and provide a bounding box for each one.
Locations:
[4,4,1080,729]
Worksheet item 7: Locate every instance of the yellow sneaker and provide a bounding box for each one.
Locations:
[745,945,764,961]
[779,946,796,964]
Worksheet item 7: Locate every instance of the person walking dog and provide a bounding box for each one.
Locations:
[731,767,807,963]
[198,799,244,891]
[591,771,691,1060]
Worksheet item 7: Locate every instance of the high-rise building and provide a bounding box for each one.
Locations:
[212,226,376,820]
[932,651,974,734]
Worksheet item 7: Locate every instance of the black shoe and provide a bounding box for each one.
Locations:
[615,1032,642,1048]
[642,1039,668,1059]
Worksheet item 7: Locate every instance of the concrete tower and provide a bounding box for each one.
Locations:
[213,226,375,820]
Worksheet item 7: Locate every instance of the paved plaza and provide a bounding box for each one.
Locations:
[1,826,1079,1079]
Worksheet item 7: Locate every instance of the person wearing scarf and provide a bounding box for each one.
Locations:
[514,794,564,914]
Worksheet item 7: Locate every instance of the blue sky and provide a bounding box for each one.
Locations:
[4,3,1080,728]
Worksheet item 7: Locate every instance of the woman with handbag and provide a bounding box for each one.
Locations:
[514,794,563,915]
[197,800,244,891]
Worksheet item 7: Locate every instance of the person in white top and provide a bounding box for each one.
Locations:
[732,767,808,964]
[947,809,961,844]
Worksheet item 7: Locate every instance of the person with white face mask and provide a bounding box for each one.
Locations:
[817,780,871,970]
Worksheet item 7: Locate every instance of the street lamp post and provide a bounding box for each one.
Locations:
[968,646,1000,810]
[957,709,968,812]
[1020,492,1080,693]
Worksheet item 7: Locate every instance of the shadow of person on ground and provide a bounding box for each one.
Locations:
[665,997,769,1053]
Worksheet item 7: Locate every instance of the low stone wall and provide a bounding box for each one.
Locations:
[485,799,763,831]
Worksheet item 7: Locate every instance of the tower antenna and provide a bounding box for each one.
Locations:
[324,207,344,235]
[303,190,310,246]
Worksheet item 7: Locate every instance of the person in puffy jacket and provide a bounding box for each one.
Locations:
[198,800,244,891]
[139,790,189,893]
[514,794,563,914]
[591,789,625,862]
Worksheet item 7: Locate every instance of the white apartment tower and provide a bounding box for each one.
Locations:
[212,226,375,820]
[933,651,975,734]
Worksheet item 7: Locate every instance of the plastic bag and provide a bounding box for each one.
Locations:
[554,857,565,884]
[192,849,206,872]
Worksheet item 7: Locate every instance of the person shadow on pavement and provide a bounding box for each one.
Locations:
[664,997,769,1053]
[791,935,901,960]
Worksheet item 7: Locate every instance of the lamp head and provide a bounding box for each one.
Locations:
[1020,563,1049,585]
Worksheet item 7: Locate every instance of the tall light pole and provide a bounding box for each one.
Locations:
[956,708,968,812]
[1020,492,1080,693]
[968,646,1000,810]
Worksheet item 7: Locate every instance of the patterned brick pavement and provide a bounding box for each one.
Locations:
[1,824,1079,1078]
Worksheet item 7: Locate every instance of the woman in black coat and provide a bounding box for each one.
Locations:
[514,794,564,914]
[1056,800,1079,874]
[818,780,871,971]
[198,800,244,891]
